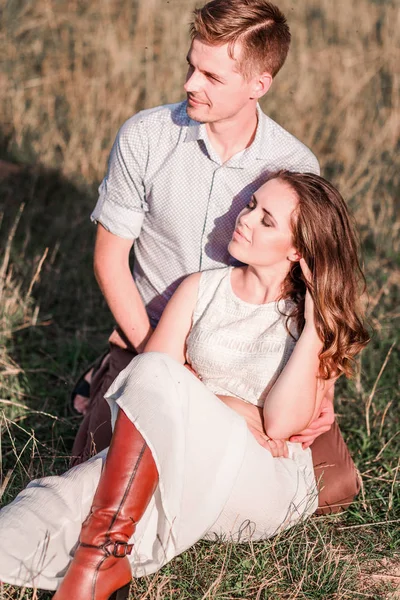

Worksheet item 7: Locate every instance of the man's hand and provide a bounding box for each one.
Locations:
[289,386,335,449]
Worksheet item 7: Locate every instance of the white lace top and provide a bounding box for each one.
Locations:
[186,267,298,407]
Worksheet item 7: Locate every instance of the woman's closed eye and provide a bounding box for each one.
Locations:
[245,196,274,227]
[261,218,272,227]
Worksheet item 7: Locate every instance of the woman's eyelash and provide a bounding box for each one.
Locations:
[246,200,272,226]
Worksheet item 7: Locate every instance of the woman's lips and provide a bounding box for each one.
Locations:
[233,228,250,243]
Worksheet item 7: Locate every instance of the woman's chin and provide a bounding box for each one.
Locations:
[228,240,241,260]
[228,241,245,263]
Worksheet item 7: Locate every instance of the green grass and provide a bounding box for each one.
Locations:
[0,0,399,597]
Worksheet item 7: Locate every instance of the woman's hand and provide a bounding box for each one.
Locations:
[245,421,289,458]
[217,395,288,458]
[266,438,289,458]
[262,258,325,440]
[299,258,315,326]
[250,429,289,458]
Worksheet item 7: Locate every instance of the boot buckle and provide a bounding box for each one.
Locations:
[104,540,133,558]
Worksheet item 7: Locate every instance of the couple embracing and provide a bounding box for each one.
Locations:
[0,1,369,598]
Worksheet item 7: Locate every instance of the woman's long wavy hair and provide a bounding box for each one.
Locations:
[269,170,370,379]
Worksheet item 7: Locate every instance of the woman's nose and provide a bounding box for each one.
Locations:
[239,209,253,229]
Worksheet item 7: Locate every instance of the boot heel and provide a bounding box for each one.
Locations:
[109,583,130,600]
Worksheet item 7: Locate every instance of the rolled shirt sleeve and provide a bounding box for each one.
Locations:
[91,115,149,239]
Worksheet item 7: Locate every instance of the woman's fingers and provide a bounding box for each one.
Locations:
[299,258,316,324]
[277,439,289,458]
[265,438,289,458]
[247,424,289,458]
[299,257,312,284]
[247,425,271,450]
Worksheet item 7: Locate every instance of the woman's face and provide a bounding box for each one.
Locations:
[228,178,299,271]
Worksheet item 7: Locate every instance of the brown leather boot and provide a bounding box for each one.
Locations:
[54,410,159,600]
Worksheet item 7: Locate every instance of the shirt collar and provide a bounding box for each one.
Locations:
[184,117,207,143]
[184,102,270,163]
[244,103,268,160]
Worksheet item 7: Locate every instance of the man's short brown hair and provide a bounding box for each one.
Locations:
[190,0,291,79]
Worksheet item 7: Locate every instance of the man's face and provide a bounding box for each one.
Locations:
[184,38,260,124]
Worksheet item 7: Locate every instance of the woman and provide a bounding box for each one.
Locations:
[0,171,369,599]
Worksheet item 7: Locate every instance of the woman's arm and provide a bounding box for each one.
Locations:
[263,327,334,440]
[289,385,335,448]
[218,395,289,458]
[263,259,335,440]
[144,272,201,363]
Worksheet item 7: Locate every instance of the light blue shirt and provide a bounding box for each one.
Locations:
[91,100,319,326]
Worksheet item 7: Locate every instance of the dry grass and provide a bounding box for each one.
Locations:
[0,0,399,598]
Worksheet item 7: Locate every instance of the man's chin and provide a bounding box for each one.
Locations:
[186,103,210,123]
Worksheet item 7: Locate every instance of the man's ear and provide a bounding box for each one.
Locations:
[250,72,273,100]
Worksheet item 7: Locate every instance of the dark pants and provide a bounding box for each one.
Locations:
[70,345,360,515]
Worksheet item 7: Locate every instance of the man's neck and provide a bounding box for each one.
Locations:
[205,106,259,164]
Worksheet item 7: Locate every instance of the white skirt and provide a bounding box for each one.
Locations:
[0,352,318,591]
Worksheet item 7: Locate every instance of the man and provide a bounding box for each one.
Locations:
[72,0,360,513]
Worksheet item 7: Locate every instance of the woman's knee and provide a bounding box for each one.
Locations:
[130,351,180,374]
[116,352,188,407]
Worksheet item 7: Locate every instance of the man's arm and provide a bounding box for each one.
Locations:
[94,224,152,353]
